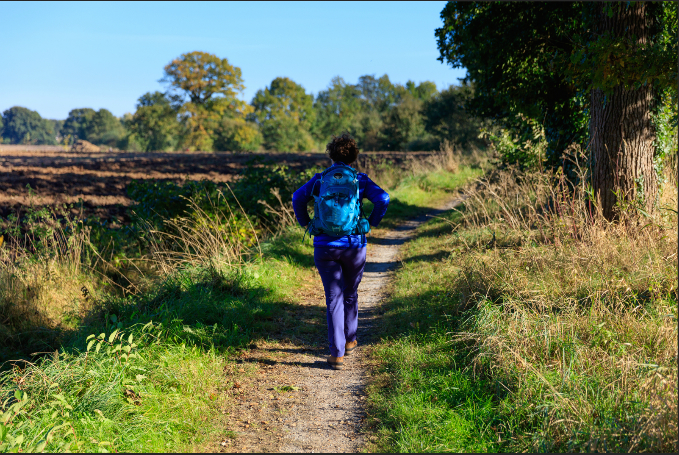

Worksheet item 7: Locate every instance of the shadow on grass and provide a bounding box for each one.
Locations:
[0,261,324,368]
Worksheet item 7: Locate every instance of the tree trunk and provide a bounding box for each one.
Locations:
[590,2,658,220]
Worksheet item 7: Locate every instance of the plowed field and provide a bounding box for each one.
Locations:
[0,149,432,221]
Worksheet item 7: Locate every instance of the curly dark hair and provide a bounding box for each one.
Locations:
[326,132,359,164]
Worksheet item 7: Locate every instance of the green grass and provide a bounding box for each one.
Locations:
[366,210,510,453]
[366,166,483,228]
[0,228,320,452]
[366,169,678,453]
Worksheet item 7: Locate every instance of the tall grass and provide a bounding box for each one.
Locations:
[144,186,262,276]
[367,158,677,452]
[0,208,105,359]
[0,174,295,451]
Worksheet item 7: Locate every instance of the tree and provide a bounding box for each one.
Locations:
[87,109,125,147]
[1,106,56,145]
[62,108,124,147]
[213,117,262,152]
[250,77,315,151]
[436,1,677,219]
[161,51,249,151]
[380,93,426,151]
[406,80,438,102]
[588,3,656,219]
[356,74,403,113]
[62,108,96,143]
[126,92,180,151]
[436,2,587,166]
[46,119,65,143]
[423,82,488,150]
[568,2,677,219]
[354,78,436,151]
[313,77,363,145]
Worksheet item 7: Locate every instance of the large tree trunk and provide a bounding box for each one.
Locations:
[590,2,658,220]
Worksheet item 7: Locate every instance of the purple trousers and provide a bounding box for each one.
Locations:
[314,246,367,357]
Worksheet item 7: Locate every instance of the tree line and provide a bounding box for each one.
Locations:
[0,51,486,153]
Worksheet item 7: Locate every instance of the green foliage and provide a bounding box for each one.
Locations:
[479,115,547,169]
[161,51,245,107]
[126,179,238,230]
[436,1,677,169]
[125,92,180,152]
[87,109,125,147]
[405,80,437,102]
[563,2,678,95]
[161,51,250,151]
[423,83,489,151]
[1,106,56,145]
[312,75,454,151]
[380,93,426,151]
[651,87,679,189]
[213,117,262,152]
[61,108,96,142]
[652,88,678,165]
[126,161,317,234]
[61,108,125,147]
[313,76,363,146]
[230,161,318,225]
[436,2,589,166]
[250,77,316,152]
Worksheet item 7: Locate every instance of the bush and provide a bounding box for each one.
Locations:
[479,115,547,169]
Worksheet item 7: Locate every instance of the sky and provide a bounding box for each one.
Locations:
[0,1,466,120]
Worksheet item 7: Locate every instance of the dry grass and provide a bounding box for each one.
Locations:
[0,216,103,355]
[145,187,262,276]
[367,152,676,451]
[446,158,678,451]
[358,141,486,191]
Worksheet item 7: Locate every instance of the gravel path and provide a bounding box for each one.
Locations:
[218,198,462,453]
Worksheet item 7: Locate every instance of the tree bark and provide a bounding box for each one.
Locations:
[590,2,658,220]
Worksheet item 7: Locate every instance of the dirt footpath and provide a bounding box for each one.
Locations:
[214,197,462,453]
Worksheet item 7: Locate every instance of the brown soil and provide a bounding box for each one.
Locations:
[0,149,434,222]
[0,150,329,221]
[210,197,463,453]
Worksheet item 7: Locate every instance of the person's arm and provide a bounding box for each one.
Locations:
[362,176,390,227]
[292,174,319,227]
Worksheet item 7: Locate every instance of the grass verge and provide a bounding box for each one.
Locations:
[366,166,678,452]
[0,226,321,452]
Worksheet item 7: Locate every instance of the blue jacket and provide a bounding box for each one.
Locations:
[292,163,390,248]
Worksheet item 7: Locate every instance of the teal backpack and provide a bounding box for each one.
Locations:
[304,164,370,242]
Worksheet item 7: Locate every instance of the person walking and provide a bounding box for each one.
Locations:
[292,132,390,370]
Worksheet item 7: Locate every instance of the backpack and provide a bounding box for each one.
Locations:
[304,164,370,242]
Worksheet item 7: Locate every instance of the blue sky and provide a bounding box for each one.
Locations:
[1,1,466,120]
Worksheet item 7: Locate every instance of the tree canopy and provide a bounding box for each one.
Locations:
[1,106,56,145]
[250,77,315,152]
[125,92,179,152]
[436,1,677,166]
[62,108,125,147]
[3,52,489,153]
[160,51,251,151]
[437,1,678,218]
